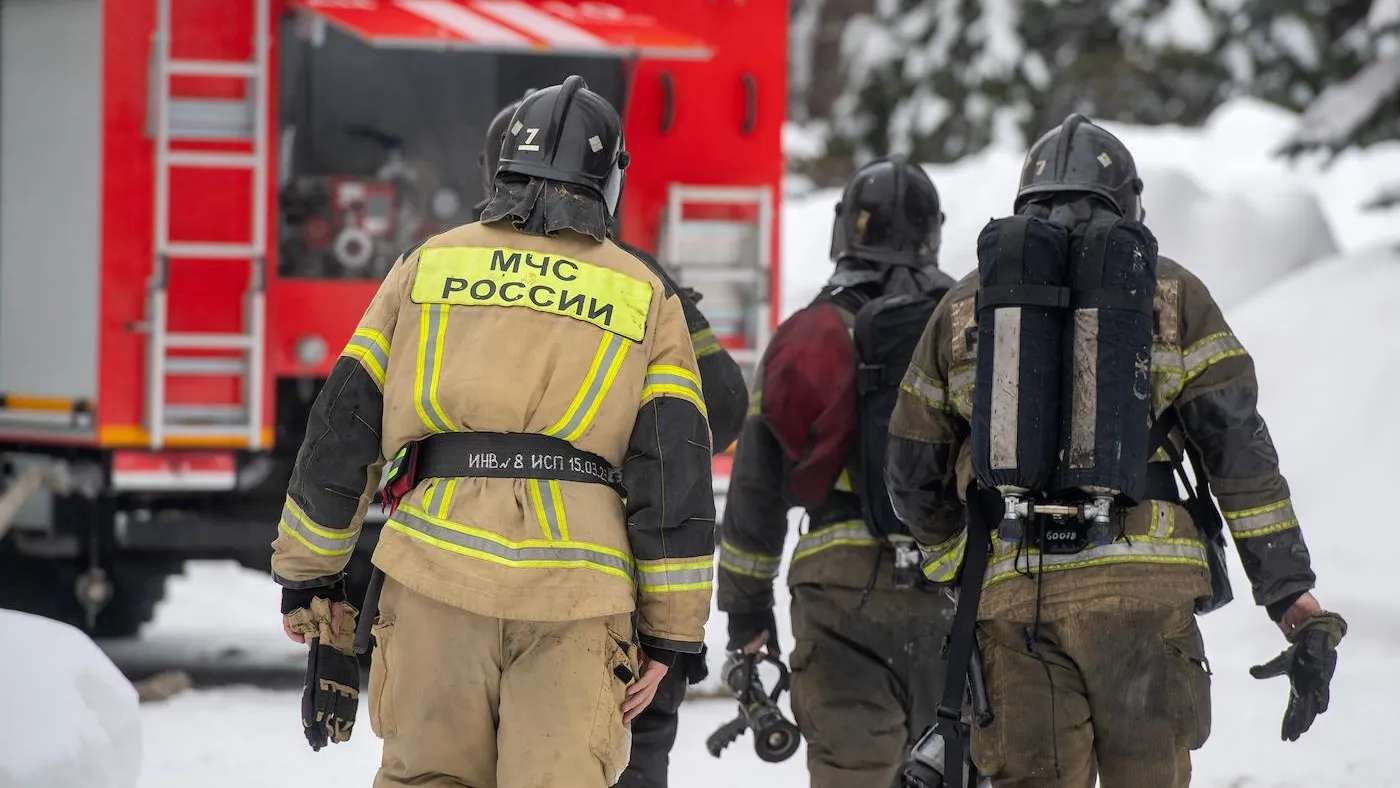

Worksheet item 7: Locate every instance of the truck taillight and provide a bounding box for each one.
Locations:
[110,451,237,492]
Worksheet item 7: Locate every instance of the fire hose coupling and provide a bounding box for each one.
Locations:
[706,650,802,763]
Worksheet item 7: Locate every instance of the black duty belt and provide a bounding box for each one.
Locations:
[383,432,626,512]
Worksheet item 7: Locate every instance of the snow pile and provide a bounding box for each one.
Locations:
[778,98,1400,316]
[0,609,142,788]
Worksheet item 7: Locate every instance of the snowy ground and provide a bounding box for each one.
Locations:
[93,97,1400,785]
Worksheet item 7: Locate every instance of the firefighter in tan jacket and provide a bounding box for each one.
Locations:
[271,76,715,788]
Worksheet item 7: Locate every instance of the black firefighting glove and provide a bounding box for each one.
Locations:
[286,596,360,751]
[1249,610,1347,741]
[727,609,779,655]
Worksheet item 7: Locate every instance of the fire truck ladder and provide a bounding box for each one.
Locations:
[146,0,269,449]
[662,185,775,373]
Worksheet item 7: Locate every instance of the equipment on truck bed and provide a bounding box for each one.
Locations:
[0,0,786,635]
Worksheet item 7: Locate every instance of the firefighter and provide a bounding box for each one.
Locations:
[886,116,1347,788]
[272,75,716,788]
[477,92,748,788]
[717,156,959,787]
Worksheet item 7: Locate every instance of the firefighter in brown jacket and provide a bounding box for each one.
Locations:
[272,76,716,788]
[886,116,1347,788]
[718,157,957,787]
[476,94,749,788]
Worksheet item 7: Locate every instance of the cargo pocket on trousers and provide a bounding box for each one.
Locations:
[368,617,397,739]
[590,625,635,785]
[968,627,1007,778]
[1163,622,1212,750]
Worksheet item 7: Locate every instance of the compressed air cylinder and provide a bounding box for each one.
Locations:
[1051,218,1159,502]
[970,216,1072,495]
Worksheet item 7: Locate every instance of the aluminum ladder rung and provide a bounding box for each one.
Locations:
[164,333,254,351]
[162,242,260,259]
[160,425,256,440]
[164,404,247,425]
[167,150,258,169]
[165,357,248,376]
[168,59,257,78]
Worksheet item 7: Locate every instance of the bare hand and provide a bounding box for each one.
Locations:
[282,601,346,644]
[621,654,669,723]
[743,629,779,657]
[1278,592,1321,636]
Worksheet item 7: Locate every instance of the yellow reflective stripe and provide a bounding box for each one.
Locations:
[278,498,356,557]
[411,246,654,341]
[746,387,763,417]
[985,537,1207,585]
[718,539,781,580]
[1223,499,1298,538]
[430,478,459,520]
[387,504,634,581]
[343,328,389,385]
[543,333,630,442]
[834,469,853,493]
[920,530,968,583]
[637,557,714,593]
[1182,332,1247,384]
[691,328,723,358]
[415,304,453,432]
[948,365,975,418]
[792,521,879,563]
[642,364,707,418]
[900,366,951,412]
[1150,499,1177,538]
[527,479,561,541]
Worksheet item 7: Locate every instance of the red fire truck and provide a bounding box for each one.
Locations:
[0,0,784,636]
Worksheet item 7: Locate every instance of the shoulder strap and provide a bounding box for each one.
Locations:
[1149,408,1212,503]
[933,484,995,788]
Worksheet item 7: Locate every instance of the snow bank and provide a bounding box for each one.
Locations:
[779,97,1400,318]
[0,609,142,788]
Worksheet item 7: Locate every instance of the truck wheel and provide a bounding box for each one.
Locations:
[0,551,174,639]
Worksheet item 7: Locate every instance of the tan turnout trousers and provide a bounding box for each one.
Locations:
[369,575,638,788]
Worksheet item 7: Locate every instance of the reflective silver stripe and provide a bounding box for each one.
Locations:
[1068,309,1099,470]
[718,540,781,580]
[1152,348,1182,371]
[986,539,1207,583]
[537,479,566,541]
[691,328,723,358]
[279,498,356,557]
[949,366,975,417]
[346,330,390,378]
[989,307,1021,469]
[1182,333,1246,380]
[545,332,628,441]
[920,530,967,582]
[900,366,948,410]
[637,559,714,592]
[417,304,453,432]
[793,521,878,562]
[388,506,634,579]
[1223,500,1298,537]
[643,369,704,400]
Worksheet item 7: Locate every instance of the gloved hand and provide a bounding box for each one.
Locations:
[286,597,361,751]
[1249,610,1347,741]
[726,609,779,655]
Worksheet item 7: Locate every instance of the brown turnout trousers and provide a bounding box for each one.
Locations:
[369,576,637,788]
[971,584,1212,788]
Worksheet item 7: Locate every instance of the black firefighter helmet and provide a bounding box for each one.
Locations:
[1015,113,1144,220]
[494,75,629,216]
[829,154,944,268]
[476,93,529,213]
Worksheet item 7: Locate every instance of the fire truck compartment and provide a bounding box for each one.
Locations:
[0,0,103,434]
